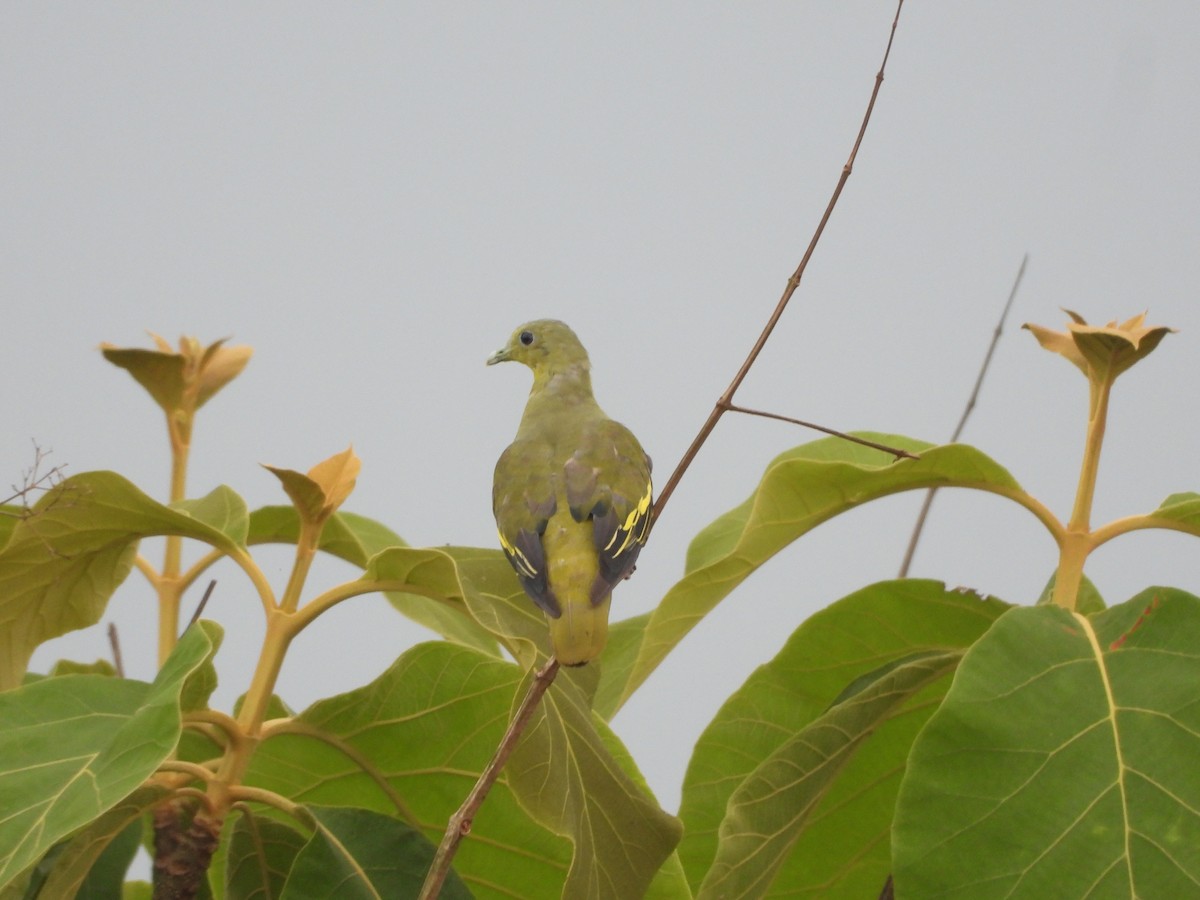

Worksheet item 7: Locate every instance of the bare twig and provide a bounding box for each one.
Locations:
[726,404,918,460]
[186,580,218,632]
[650,0,906,531]
[2,442,66,514]
[897,253,1028,576]
[108,623,125,678]
[420,657,561,900]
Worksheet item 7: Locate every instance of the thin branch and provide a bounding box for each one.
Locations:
[1,442,66,513]
[107,623,125,678]
[650,0,906,531]
[725,404,918,460]
[898,253,1028,576]
[420,657,561,900]
[185,580,217,631]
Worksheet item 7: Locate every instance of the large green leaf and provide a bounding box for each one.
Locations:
[605,435,1040,712]
[0,472,241,689]
[893,589,1200,898]
[678,580,1010,896]
[698,650,961,899]
[359,545,502,659]
[243,642,674,900]
[440,545,552,668]
[225,811,308,900]
[33,786,167,900]
[279,806,472,900]
[0,621,220,888]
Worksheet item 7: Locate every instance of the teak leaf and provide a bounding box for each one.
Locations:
[279,806,471,900]
[243,642,674,900]
[698,650,961,899]
[506,669,683,899]
[0,472,240,689]
[262,447,360,528]
[603,435,1033,713]
[677,580,1009,895]
[101,335,251,415]
[893,589,1200,897]
[0,622,219,887]
[225,811,308,900]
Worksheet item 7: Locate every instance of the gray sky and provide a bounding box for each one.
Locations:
[6,0,1199,830]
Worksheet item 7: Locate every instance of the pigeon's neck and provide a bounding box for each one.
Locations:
[522,363,601,424]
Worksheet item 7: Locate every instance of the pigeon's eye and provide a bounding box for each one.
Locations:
[519,331,535,346]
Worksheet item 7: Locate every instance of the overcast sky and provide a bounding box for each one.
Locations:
[6,1,1200,829]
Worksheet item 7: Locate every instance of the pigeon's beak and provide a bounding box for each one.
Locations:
[486,347,511,366]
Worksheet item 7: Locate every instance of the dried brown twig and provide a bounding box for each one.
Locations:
[650,0,908,531]
[2,442,66,514]
[897,253,1029,576]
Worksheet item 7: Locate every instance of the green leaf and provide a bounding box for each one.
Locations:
[243,643,568,899]
[173,486,250,547]
[678,580,1009,896]
[893,589,1200,898]
[225,811,308,900]
[1148,492,1200,534]
[698,650,961,899]
[0,472,240,689]
[47,659,119,678]
[0,621,219,886]
[244,642,673,900]
[247,507,407,566]
[36,786,166,899]
[279,806,472,900]
[506,667,682,899]
[101,346,187,412]
[179,620,224,712]
[0,506,22,550]
[610,435,1037,712]
[438,546,547,666]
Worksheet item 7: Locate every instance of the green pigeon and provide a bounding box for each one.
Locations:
[488,320,652,666]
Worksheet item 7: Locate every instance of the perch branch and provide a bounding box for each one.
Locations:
[419,657,560,900]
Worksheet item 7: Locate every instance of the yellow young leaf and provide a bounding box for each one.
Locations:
[101,333,252,417]
[1023,309,1174,386]
[262,447,360,528]
[307,446,361,516]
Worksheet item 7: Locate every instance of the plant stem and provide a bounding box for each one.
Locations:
[159,413,191,666]
[419,657,561,900]
[279,520,320,614]
[1052,375,1114,609]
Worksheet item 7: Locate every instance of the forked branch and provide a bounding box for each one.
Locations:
[650,0,907,530]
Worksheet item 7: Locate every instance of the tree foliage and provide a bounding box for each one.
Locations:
[1,311,1197,899]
